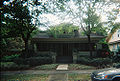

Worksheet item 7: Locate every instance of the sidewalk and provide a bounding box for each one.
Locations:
[0,70,95,75]
[1,70,94,81]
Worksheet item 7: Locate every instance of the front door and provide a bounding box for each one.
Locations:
[56,43,73,63]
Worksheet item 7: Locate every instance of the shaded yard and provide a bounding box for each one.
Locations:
[1,73,91,81]
[68,73,91,81]
[32,64,59,70]
[0,64,96,81]
[69,64,96,70]
[1,74,48,81]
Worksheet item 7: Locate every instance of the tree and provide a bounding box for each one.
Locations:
[1,0,70,53]
[1,0,15,53]
[111,23,120,33]
[107,8,120,30]
[47,23,79,38]
[61,0,107,57]
[1,0,36,52]
[56,0,120,57]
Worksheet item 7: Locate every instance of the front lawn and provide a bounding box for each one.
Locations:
[32,64,59,70]
[68,73,91,81]
[69,64,96,70]
[1,74,48,81]
[32,64,96,70]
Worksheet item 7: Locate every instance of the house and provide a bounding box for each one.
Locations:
[106,29,120,55]
[31,31,105,63]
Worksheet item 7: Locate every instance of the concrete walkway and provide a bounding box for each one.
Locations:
[48,73,67,81]
[56,64,68,71]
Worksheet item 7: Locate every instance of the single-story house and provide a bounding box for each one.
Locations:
[31,32,105,63]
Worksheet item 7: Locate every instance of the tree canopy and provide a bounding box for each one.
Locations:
[47,23,79,38]
[1,0,36,52]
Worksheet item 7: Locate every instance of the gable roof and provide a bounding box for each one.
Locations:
[106,28,118,42]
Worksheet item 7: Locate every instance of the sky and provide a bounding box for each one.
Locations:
[37,0,120,30]
[4,0,120,30]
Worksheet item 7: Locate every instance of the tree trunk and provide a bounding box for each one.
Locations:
[87,34,92,57]
[24,39,29,52]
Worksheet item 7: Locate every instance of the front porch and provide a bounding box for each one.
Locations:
[31,36,104,63]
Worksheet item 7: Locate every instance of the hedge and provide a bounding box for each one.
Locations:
[1,62,29,71]
[1,54,20,62]
[14,57,52,66]
[77,57,112,67]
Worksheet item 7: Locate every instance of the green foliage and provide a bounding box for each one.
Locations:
[77,57,112,68]
[69,64,95,70]
[25,57,52,66]
[1,62,29,71]
[1,0,36,52]
[33,64,59,70]
[68,74,91,81]
[99,38,108,44]
[14,58,26,65]
[108,9,120,26]
[113,63,120,68]
[83,6,107,36]
[1,74,48,81]
[91,27,107,36]
[90,58,112,67]
[1,54,20,62]
[77,57,91,65]
[112,55,120,63]
[14,57,52,66]
[110,23,120,33]
[35,53,52,57]
[47,23,79,38]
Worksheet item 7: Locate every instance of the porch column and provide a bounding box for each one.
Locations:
[34,43,37,53]
[73,51,77,63]
[51,52,56,63]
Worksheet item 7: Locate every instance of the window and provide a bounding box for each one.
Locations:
[112,35,114,39]
[118,29,120,33]
[118,29,120,38]
[113,44,115,50]
[117,44,119,49]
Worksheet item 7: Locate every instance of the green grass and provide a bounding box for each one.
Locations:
[32,64,95,70]
[68,73,91,81]
[32,64,59,70]
[69,64,96,70]
[1,74,48,81]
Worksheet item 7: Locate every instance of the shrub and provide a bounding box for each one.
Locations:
[25,57,52,66]
[1,62,29,71]
[112,55,120,63]
[77,57,112,68]
[90,58,112,67]
[14,58,26,65]
[35,53,52,57]
[1,54,20,62]
[20,50,36,58]
[113,63,120,68]
[14,57,52,66]
[77,57,91,65]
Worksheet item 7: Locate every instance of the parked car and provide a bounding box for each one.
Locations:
[91,66,120,81]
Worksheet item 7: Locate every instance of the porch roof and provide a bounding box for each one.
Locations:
[32,36,105,43]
